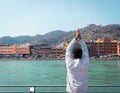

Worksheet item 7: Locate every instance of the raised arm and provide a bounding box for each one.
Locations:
[66,38,77,59]
[65,38,77,68]
[79,39,89,59]
[77,29,89,60]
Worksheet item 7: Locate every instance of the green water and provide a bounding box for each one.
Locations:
[0,60,120,92]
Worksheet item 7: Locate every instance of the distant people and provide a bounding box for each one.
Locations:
[65,29,89,93]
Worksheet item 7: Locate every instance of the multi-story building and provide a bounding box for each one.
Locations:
[87,38,120,57]
[0,45,15,54]
[0,44,30,58]
[51,48,64,59]
[87,42,118,57]
[31,44,51,59]
[15,45,30,55]
[117,42,120,55]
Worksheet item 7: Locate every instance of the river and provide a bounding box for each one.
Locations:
[0,60,120,92]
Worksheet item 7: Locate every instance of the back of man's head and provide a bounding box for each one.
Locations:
[73,48,82,59]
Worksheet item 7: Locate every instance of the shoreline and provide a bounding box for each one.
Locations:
[0,57,119,61]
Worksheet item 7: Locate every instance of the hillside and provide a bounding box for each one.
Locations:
[0,24,120,45]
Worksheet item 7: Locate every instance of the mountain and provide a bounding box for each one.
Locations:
[0,24,120,45]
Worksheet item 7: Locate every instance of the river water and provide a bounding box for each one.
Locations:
[0,60,120,92]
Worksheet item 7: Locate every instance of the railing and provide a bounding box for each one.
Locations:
[0,85,120,93]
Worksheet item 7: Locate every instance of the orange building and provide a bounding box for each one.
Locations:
[0,45,15,54]
[0,44,30,55]
[15,45,30,54]
[117,42,120,55]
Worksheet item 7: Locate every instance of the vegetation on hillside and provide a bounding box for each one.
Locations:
[0,24,120,45]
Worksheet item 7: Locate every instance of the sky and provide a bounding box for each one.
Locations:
[0,0,120,37]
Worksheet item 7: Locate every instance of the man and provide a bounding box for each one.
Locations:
[65,29,89,93]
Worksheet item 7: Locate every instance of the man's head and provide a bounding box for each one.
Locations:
[73,48,82,59]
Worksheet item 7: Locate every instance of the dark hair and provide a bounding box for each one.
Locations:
[73,48,82,59]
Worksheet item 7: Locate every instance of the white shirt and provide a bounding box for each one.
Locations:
[65,39,89,93]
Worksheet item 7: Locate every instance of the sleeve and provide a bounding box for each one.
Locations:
[65,38,77,67]
[79,39,89,62]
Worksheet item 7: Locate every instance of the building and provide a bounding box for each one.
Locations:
[117,42,120,55]
[31,44,51,59]
[86,38,120,57]
[0,44,30,58]
[87,42,120,57]
[0,45,15,54]
[51,48,64,59]
[15,45,30,55]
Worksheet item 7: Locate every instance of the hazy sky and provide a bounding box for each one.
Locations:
[0,0,120,37]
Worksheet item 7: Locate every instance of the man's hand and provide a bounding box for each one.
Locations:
[75,29,81,40]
